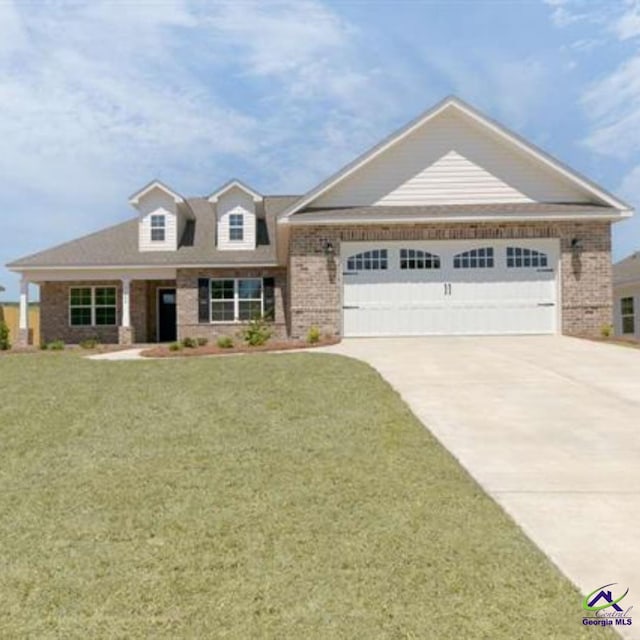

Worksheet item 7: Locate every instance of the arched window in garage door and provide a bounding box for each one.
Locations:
[453,247,494,269]
[400,249,441,270]
[346,249,388,271]
[506,246,549,268]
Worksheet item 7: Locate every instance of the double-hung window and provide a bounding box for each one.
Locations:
[621,297,635,335]
[69,287,117,326]
[229,214,244,241]
[150,214,166,242]
[211,278,263,322]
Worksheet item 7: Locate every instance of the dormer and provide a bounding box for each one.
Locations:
[208,179,262,251]
[130,180,185,252]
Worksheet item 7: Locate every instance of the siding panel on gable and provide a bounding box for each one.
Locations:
[312,111,590,208]
[217,187,256,251]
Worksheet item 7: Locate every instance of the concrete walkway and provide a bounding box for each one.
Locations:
[87,348,145,360]
[322,336,640,638]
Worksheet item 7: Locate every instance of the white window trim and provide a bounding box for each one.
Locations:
[150,214,166,242]
[210,278,263,324]
[228,213,244,242]
[69,286,117,327]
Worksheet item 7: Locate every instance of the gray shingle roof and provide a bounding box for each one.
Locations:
[289,202,619,224]
[8,196,299,268]
[614,252,640,285]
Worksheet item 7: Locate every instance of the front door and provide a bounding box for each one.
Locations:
[157,288,177,342]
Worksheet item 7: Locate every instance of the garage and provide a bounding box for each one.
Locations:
[342,239,560,337]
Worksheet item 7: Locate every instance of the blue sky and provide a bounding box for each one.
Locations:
[1,0,640,298]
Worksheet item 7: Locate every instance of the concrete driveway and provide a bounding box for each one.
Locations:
[324,335,640,638]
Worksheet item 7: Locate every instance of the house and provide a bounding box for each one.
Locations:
[7,97,633,347]
[613,252,640,338]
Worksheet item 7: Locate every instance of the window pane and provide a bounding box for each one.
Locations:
[211,280,234,299]
[621,297,634,316]
[95,287,116,306]
[623,316,635,334]
[229,227,244,241]
[211,301,235,321]
[151,228,165,241]
[239,300,262,320]
[70,288,91,306]
[238,279,262,299]
[151,215,165,228]
[229,214,243,226]
[71,307,92,326]
[95,307,116,325]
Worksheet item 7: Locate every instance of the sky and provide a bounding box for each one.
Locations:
[1,0,640,298]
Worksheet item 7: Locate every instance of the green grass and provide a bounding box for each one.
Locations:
[0,352,613,639]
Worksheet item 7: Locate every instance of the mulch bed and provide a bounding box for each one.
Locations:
[141,337,341,358]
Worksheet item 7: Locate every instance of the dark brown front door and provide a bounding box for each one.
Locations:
[157,288,177,342]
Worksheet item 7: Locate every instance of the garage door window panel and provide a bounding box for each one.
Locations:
[507,247,548,268]
[453,247,494,269]
[346,249,388,271]
[400,249,441,270]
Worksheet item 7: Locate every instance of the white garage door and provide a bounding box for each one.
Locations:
[342,239,559,337]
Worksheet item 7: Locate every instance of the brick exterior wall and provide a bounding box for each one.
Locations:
[40,280,157,344]
[288,221,613,339]
[176,268,288,342]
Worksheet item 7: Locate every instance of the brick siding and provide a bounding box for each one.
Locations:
[288,221,613,338]
[176,268,288,342]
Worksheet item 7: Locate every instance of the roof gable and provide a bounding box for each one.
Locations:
[282,96,631,218]
[614,251,640,285]
[208,179,262,203]
[129,179,184,205]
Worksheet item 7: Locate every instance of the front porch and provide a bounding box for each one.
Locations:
[19,277,178,347]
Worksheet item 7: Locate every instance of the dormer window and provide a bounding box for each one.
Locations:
[229,213,244,241]
[150,214,166,242]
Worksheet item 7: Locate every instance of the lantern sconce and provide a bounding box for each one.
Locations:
[571,238,583,252]
[323,241,335,257]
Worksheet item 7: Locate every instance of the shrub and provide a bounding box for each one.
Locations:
[217,335,234,349]
[181,336,197,349]
[47,339,65,351]
[79,338,100,350]
[306,326,321,344]
[169,342,182,352]
[240,316,272,347]
[196,337,208,347]
[600,324,613,338]
[0,321,10,351]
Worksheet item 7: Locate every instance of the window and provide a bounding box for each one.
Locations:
[229,213,244,241]
[400,249,440,270]
[507,246,548,268]
[453,247,494,269]
[150,214,166,242]
[211,278,263,322]
[621,297,635,335]
[346,249,388,271]
[69,286,117,326]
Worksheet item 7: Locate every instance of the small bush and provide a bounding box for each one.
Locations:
[196,337,208,347]
[240,316,272,347]
[181,336,197,349]
[169,342,182,352]
[600,324,613,338]
[306,326,321,344]
[47,339,65,351]
[0,322,10,350]
[79,338,100,350]
[217,335,234,349]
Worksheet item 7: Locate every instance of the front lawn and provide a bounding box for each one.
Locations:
[0,353,612,638]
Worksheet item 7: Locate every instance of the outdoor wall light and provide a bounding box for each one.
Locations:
[571,238,583,251]
[324,241,335,256]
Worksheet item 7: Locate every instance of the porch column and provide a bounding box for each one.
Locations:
[118,277,134,345]
[18,278,29,347]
